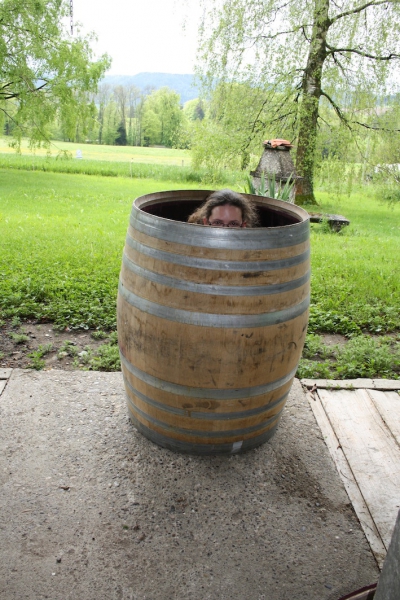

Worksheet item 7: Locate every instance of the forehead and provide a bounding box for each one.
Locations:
[209,204,242,221]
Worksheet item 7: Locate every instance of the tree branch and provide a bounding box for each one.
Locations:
[330,0,393,25]
[0,80,49,100]
[329,52,348,77]
[259,24,312,42]
[326,43,399,61]
[320,90,353,130]
[351,120,400,132]
[0,107,27,131]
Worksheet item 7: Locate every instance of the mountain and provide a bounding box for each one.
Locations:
[101,73,200,104]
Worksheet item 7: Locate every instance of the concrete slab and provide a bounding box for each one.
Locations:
[0,370,378,600]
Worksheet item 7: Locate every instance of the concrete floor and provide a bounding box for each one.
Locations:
[0,370,379,600]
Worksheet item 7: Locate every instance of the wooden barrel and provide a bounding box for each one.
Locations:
[117,190,310,455]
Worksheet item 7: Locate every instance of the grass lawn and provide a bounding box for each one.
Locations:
[0,138,191,165]
[307,190,400,335]
[0,169,201,330]
[0,167,399,376]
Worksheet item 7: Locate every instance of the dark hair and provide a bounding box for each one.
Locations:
[188,189,259,227]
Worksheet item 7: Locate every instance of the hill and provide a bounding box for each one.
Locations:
[101,73,200,104]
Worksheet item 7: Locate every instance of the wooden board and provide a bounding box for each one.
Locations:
[367,390,400,447]
[302,379,400,391]
[307,390,387,568]
[318,388,400,550]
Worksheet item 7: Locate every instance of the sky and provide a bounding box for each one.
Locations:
[73,0,202,76]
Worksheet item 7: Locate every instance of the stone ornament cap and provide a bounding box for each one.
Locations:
[263,139,293,149]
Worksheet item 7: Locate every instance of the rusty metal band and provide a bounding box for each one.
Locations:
[125,235,310,272]
[123,374,289,420]
[126,393,283,439]
[122,253,310,297]
[128,413,280,455]
[119,350,297,400]
[118,281,309,328]
[130,209,310,250]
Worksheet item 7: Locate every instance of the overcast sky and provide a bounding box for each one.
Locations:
[73,0,201,76]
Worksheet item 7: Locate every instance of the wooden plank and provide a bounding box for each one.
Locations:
[302,379,400,391]
[318,388,400,550]
[0,368,12,380]
[307,390,386,568]
[372,381,400,391]
[302,379,373,389]
[367,390,400,447]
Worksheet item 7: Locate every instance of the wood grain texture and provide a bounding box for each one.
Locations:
[302,379,400,391]
[120,262,310,315]
[307,390,387,568]
[130,227,310,262]
[367,390,400,447]
[118,299,308,388]
[318,388,400,549]
[122,368,294,413]
[123,240,310,286]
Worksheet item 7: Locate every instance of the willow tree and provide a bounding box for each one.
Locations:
[196,0,400,203]
[0,0,110,148]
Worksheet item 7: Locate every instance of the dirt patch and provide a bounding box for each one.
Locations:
[321,333,347,347]
[0,320,112,370]
[1,323,351,372]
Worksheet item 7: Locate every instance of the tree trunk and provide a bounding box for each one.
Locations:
[295,0,329,205]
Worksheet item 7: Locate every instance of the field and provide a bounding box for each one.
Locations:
[0,138,191,165]
[0,148,399,377]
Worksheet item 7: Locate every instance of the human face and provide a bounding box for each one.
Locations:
[203,204,247,228]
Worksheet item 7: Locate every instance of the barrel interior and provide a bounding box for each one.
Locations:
[141,198,301,227]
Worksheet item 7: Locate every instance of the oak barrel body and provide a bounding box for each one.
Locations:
[117,190,310,454]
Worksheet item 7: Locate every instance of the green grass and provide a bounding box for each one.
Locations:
[0,138,191,165]
[0,169,203,329]
[306,188,400,335]
[9,332,29,344]
[74,333,120,371]
[0,153,243,186]
[27,343,53,370]
[298,334,400,379]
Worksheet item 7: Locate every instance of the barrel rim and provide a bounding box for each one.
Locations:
[130,191,310,250]
[133,189,310,227]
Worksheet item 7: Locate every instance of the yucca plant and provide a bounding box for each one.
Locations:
[245,172,295,202]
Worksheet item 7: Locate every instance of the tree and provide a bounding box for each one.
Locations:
[95,84,113,144]
[115,121,127,146]
[101,100,119,145]
[0,0,110,148]
[183,98,205,121]
[127,85,142,145]
[196,0,400,203]
[113,85,128,125]
[142,108,161,146]
[192,82,273,171]
[142,87,184,147]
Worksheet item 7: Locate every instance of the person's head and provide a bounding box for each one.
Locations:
[187,189,259,228]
